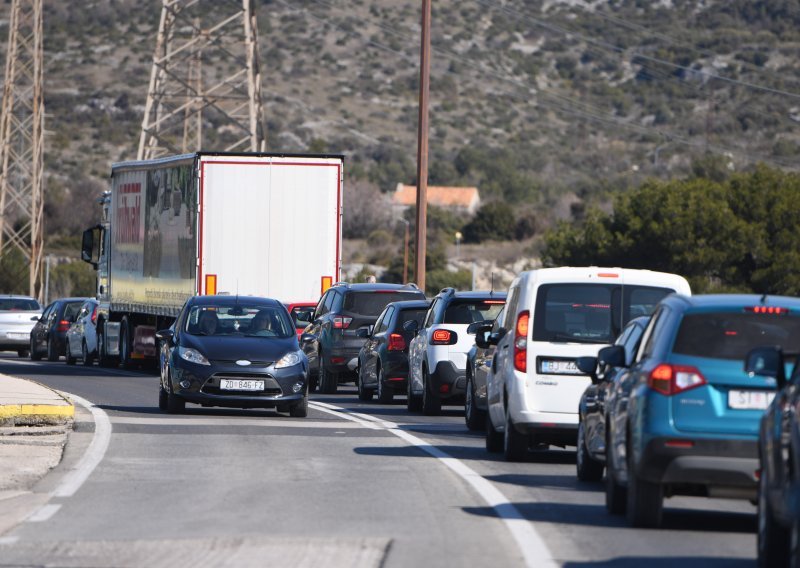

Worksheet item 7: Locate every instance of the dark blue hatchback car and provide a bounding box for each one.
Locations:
[602,294,800,527]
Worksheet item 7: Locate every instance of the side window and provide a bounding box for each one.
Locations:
[322,292,336,316]
[623,324,646,366]
[491,307,506,333]
[315,292,329,317]
[42,304,54,319]
[424,299,439,328]
[376,307,393,334]
[503,286,520,330]
[637,307,671,362]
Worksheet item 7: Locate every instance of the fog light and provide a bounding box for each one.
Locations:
[292,382,304,393]
[179,380,192,389]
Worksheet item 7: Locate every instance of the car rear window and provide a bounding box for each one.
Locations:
[289,306,315,330]
[398,308,427,330]
[0,298,40,311]
[343,291,425,316]
[533,284,675,344]
[64,302,84,321]
[443,299,505,325]
[673,311,800,360]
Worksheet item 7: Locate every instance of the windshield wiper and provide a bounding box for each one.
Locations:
[550,332,608,344]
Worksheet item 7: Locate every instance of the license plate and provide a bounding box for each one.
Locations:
[7,332,27,340]
[728,390,774,410]
[540,359,582,375]
[220,379,264,391]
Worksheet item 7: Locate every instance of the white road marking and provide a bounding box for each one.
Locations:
[308,401,557,568]
[0,536,20,545]
[51,393,112,498]
[26,504,61,523]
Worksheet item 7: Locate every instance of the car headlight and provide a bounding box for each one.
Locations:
[275,350,302,369]
[178,346,210,366]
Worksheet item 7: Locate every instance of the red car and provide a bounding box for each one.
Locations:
[284,302,316,340]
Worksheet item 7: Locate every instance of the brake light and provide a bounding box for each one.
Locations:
[430,329,457,345]
[57,319,70,332]
[746,306,789,315]
[388,333,406,351]
[332,315,352,329]
[90,306,98,325]
[648,363,706,396]
[514,310,529,372]
[483,300,506,305]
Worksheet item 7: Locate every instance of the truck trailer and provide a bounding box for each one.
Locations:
[81,152,343,367]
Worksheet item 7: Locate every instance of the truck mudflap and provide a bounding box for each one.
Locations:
[133,325,157,358]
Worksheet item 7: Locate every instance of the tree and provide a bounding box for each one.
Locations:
[462,202,516,243]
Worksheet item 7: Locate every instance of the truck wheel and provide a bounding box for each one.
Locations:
[319,361,338,394]
[758,458,789,567]
[119,319,134,370]
[376,368,393,404]
[46,336,59,362]
[65,342,77,365]
[465,373,486,431]
[289,395,309,418]
[422,367,442,416]
[486,413,504,453]
[406,376,422,412]
[30,337,41,361]
[626,439,663,528]
[504,408,528,462]
[576,422,604,482]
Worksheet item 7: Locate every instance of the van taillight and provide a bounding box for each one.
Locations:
[91,306,98,325]
[388,333,406,351]
[648,363,706,396]
[332,315,352,329]
[514,310,529,372]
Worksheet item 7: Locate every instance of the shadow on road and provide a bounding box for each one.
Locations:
[562,558,752,567]
[484,473,597,493]
[95,404,283,418]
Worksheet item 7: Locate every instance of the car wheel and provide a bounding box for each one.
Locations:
[65,341,77,365]
[357,367,373,401]
[158,384,168,411]
[376,367,393,404]
[119,319,134,369]
[406,374,422,412]
[165,373,185,414]
[97,327,115,368]
[464,373,486,431]
[758,460,789,567]
[290,395,309,418]
[605,427,627,515]
[504,406,528,462]
[46,336,59,362]
[422,366,442,416]
[318,359,338,394]
[81,340,94,366]
[486,412,504,453]
[30,336,41,361]
[626,438,663,528]
[17,348,29,358]
[576,421,604,482]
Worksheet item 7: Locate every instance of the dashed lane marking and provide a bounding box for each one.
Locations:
[26,504,61,523]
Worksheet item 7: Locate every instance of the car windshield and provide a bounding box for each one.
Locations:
[185,305,294,338]
[533,284,675,344]
[443,299,505,325]
[343,291,424,316]
[673,311,800,360]
[0,298,40,311]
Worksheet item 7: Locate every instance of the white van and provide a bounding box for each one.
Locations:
[485,267,691,461]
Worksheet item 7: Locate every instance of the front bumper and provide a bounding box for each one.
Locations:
[428,360,466,400]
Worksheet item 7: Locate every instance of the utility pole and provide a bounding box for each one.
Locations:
[414,0,431,292]
[0,0,44,298]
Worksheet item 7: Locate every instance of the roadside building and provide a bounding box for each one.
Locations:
[391,183,481,216]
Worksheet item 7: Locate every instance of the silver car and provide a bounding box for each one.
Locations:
[65,299,99,366]
[0,295,42,357]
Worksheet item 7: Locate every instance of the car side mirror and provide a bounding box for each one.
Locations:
[598,344,626,369]
[31,315,40,322]
[487,328,507,346]
[356,327,370,339]
[300,333,317,344]
[475,330,492,350]
[403,320,419,333]
[155,329,175,344]
[745,346,786,389]
[576,356,599,384]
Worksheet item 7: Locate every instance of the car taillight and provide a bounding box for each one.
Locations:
[91,306,98,325]
[430,329,457,345]
[746,306,789,315]
[57,319,70,332]
[388,333,406,351]
[332,315,352,329]
[648,363,706,396]
[514,310,529,372]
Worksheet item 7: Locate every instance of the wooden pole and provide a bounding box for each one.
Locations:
[414,0,431,292]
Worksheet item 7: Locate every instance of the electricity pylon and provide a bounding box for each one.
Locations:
[0,0,44,297]
[138,0,268,160]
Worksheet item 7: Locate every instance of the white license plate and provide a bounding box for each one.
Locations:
[728,390,774,410]
[7,332,28,340]
[540,359,582,375]
[220,379,264,391]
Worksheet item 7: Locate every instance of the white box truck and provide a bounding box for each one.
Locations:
[81,152,343,367]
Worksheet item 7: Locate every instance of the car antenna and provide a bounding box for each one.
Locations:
[760,292,768,304]
[491,272,495,295]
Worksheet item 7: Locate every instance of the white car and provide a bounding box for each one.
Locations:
[0,295,42,357]
[485,267,691,461]
[407,288,506,415]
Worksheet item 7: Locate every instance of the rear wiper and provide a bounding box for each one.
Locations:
[550,332,606,344]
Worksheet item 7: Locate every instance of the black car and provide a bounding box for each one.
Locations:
[355,299,430,403]
[744,345,800,567]
[575,316,650,482]
[302,282,427,394]
[156,295,309,417]
[30,297,89,362]
[464,306,505,431]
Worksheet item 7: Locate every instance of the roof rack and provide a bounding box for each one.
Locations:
[404,283,419,289]
[439,287,456,296]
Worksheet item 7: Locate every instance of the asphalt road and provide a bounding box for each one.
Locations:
[0,354,757,567]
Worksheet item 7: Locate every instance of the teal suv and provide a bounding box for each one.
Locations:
[599,294,800,528]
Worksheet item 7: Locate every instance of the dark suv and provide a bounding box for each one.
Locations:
[302,283,426,394]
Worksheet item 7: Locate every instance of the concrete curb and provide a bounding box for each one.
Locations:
[0,376,74,427]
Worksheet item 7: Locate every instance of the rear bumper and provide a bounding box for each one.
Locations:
[637,437,759,491]
[429,360,466,399]
[326,347,361,378]
[381,355,410,391]
[510,410,579,445]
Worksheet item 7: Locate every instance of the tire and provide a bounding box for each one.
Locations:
[486,412,504,453]
[17,348,29,358]
[407,374,422,412]
[30,336,41,361]
[758,462,789,568]
[605,427,627,515]
[158,384,168,411]
[576,421,604,482]
[46,336,59,362]
[376,367,393,404]
[357,367,373,401]
[465,373,486,431]
[166,376,185,414]
[309,372,318,394]
[422,366,442,416]
[290,395,309,418]
[318,358,338,394]
[119,319,134,370]
[81,340,94,367]
[97,326,115,368]
[626,439,663,528]
[65,342,77,365]
[504,407,528,462]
